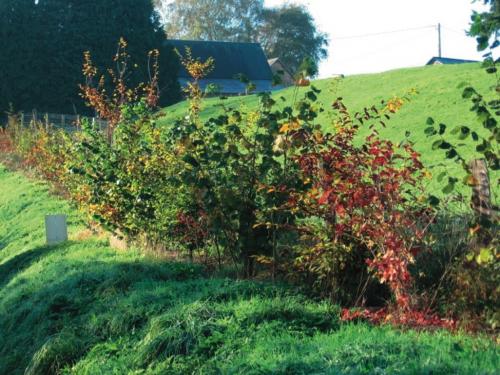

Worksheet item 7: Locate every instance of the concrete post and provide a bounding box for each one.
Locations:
[45,215,68,245]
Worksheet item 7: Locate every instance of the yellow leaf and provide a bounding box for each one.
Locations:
[279,123,289,133]
[465,175,477,186]
[469,225,481,236]
[313,131,323,142]
[279,120,300,133]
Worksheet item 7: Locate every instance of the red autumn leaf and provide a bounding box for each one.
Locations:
[335,203,346,217]
[318,189,333,205]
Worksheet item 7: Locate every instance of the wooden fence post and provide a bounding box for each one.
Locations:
[470,159,493,218]
[469,159,496,245]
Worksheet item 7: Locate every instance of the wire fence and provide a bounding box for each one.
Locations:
[16,110,108,133]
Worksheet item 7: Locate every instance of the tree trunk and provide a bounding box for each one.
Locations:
[239,204,257,278]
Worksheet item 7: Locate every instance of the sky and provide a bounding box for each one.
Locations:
[265,0,490,78]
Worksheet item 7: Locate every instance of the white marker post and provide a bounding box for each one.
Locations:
[45,215,68,245]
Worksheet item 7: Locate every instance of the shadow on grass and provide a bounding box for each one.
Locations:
[0,242,69,288]
[0,248,496,375]
[0,255,210,375]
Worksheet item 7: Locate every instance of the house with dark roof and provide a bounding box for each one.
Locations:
[268,58,295,86]
[167,40,276,95]
[426,56,478,65]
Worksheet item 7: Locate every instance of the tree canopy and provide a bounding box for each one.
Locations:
[158,0,328,76]
[258,5,328,75]
[0,0,180,115]
[159,0,264,42]
[468,0,500,51]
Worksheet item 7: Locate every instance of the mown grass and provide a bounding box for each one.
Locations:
[159,63,499,204]
[0,165,498,374]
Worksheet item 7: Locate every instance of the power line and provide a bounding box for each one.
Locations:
[333,32,431,63]
[332,25,436,40]
[442,25,467,36]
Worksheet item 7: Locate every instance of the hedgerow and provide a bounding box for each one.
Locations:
[3,40,497,331]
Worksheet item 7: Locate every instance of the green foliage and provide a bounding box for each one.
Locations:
[424,83,499,196]
[156,53,436,321]
[0,0,180,114]
[165,86,303,276]
[418,215,498,332]
[415,3,500,331]
[161,63,498,204]
[0,167,499,373]
[451,247,499,331]
[469,0,500,51]
[69,101,189,245]
[3,47,489,322]
[297,56,320,79]
[412,213,498,331]
[161,0,264,42]
[2,41,498,334]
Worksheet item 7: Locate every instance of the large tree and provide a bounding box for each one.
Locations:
[258,5,328,75]
[0,0,180,115]
[0,0,40,114]
[159,0,264,42]
[157,0,328,75]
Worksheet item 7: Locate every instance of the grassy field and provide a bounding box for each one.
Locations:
[160,63,499,204]
[0,165,498,374]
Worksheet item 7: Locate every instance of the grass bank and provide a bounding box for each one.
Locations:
[0,166,498,374]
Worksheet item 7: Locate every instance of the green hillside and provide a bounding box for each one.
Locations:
[0,166,498,374]
[160,63,499,204]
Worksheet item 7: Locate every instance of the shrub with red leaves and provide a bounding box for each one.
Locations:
[287,98,438,320]
[341,307,457,330]
[0,129,12,153]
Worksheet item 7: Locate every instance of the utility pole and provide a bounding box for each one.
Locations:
[438,23,442,58]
